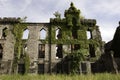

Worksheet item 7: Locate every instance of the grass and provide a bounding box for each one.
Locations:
[0,73,120,80]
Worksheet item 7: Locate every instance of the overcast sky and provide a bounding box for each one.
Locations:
[0,0,120,42]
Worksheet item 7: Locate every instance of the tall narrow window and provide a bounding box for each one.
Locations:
[72,30,78,39]
[2,27,7,39]
[40,28,46,40]
[56,44,63,59]
[89,44,95,57]
[74,44,80,50]
[56,28,62,39]
[38,64,44,74]
[0,44,3,59]
[71,44,80,51]
[24,45,27,53]
[18,64,25,74]
[22,29,29,39]
[38,44,45,58]
[86,31,91,39]
[20,44,27,58]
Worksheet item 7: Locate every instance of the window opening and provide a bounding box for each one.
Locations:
[38,44,45,58]
[2,27,7,39]
[18,64,25,74]
[71,44,80,51]
[56,44,63,58]
[38,64,44,74]
[89,44,96,57]
[55,28,62,39]
[0,44,3,59]
[40,28,46,39]
[86,31,91,39]
[22,29,29,39]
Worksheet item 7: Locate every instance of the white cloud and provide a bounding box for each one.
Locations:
[0,0,33,16]
[0,0,119,42]
[74,0,120,42]
[99,23,117,42]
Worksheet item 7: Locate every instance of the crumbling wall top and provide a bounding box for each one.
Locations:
[0,17,21,24]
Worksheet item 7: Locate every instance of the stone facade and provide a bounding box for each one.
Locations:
[0,3,104,74]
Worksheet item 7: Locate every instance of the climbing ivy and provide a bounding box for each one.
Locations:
[12,23,27,58]
[49,2,102,74]
[24,52,30,74]
[67,50,84,73]
[12,22,30,74]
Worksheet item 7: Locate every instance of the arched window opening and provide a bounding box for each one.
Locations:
[2,27,7,39]
[56,44,63,59]
[56,28,62,39]
[40,29,47,40]
[22,29,29,39]
[0,44,3,59]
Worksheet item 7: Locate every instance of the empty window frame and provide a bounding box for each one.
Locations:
[39,28,47,40]
[0,44,3,59]
[89,44,96,57]
[72,30,78,39]
[56,44,63,58]
[71,44,80,51]
[2,27,7,39]
[87,29,92,39]
[55,28,62,39]
[38,44,45,58]
[38,64,44,74]
[86,31,91,39]
[21,44,27,58]
[22,29,29,39]
[18,64,25,74]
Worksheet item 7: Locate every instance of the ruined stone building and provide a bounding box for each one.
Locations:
[0,3,105,74]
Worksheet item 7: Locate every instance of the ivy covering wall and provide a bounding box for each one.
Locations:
[12,22,30,74]
[50,2,102,73]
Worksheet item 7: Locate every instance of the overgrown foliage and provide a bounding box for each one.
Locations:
[68,50,84,73]
[24,53,30,74]
[0,73,120,80]
[12,21,30,74]
[49,2,99,74]
[12,23,27,58]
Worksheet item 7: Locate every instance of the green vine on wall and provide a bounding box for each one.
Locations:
[12,22,30,74]
[50,2,102,74]
[24,52,30,74]
[12,23,27,58]
[67,50,84,73]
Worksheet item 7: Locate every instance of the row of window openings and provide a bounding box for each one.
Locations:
[38,44,96,58]
[24,44,96,59]
[0,28,60,40]
[56,29,92,39]
[0,43,96,60]
[22,29,47,40]
[22,29,92,40]
[18,62,94,74]
[38,44,83,59]
[22,28,62,40]
[18,64,45,74]
[0,28,92,40]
